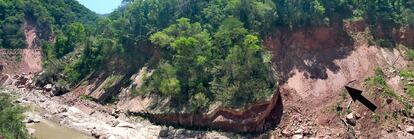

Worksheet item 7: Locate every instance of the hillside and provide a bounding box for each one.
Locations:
[1,0,414,138]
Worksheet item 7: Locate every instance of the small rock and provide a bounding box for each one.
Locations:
[355,113,361,119]
[294,128,304,134]
[106,119,120,127]
[117,122,135,129]
[281,128,291,136]
[32,118,40,123]
[397,124,403,130]
[52,106,67,114]
[12,75,19,79]
[406,126,414,134]
[346,113,357,126]
[23,117,40,123]
[292,134,304,139]
[99,135,108,139]
[159,126,169,137]
[91,130,101,138]
[14,99,22,104]
[43,114,52,119]
[44,84,52,92]
[23,118,33,123]
[386,98,393,104]
[410,108,414,118]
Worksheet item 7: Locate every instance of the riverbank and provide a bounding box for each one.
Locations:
[0,74,232,139]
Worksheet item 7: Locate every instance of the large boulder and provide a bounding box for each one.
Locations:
[51,84,69,96]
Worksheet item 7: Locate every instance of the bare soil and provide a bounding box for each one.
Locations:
[265,22,413,138]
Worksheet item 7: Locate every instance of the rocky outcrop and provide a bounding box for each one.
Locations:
[131,91,280,133]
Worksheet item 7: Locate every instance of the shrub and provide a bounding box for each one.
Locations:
[0,92,28,139]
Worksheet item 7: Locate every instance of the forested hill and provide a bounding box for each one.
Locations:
[0,0,98,49]
[4,0,414,110]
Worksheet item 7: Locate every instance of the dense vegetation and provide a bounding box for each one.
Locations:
[2,0,414,110]
[0,0,97,49]
[0,91,28,139]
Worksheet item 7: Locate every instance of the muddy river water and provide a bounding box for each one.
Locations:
[25,104,93,139]
[26,120,93,139]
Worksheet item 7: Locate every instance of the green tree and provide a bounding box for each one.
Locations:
[66,22,86,48]
[0,93,28,139]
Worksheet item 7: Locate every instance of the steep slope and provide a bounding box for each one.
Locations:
[265,21,414,138]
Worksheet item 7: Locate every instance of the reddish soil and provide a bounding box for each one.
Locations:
[264,22,411,138]
[0,19,42,75]
[0,49,42,74]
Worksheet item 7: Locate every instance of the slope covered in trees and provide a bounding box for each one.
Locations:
[0,0,97,49]
[3,0,413,110]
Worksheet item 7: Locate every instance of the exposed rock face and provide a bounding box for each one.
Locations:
[139,91,280,133]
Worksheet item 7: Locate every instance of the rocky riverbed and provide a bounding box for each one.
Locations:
[0,73,232,139]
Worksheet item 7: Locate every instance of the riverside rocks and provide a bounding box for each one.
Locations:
[23,115,40,123]
[2,75,228,139]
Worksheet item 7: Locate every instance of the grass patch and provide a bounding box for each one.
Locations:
[406,49,414,61]
[399,70,414,98]
[105,95,119,105]
[365,67,413,117]
[102,75,123,91]
[79,94,95,101]
[365,67,397,98]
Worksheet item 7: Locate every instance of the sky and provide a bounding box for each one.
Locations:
[77,0,123,14]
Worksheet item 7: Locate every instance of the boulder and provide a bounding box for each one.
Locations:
[51,84,69,96]
[346,113,357,126]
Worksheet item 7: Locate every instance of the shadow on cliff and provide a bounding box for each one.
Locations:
[265,24,355,85]
[263,93,283,131]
